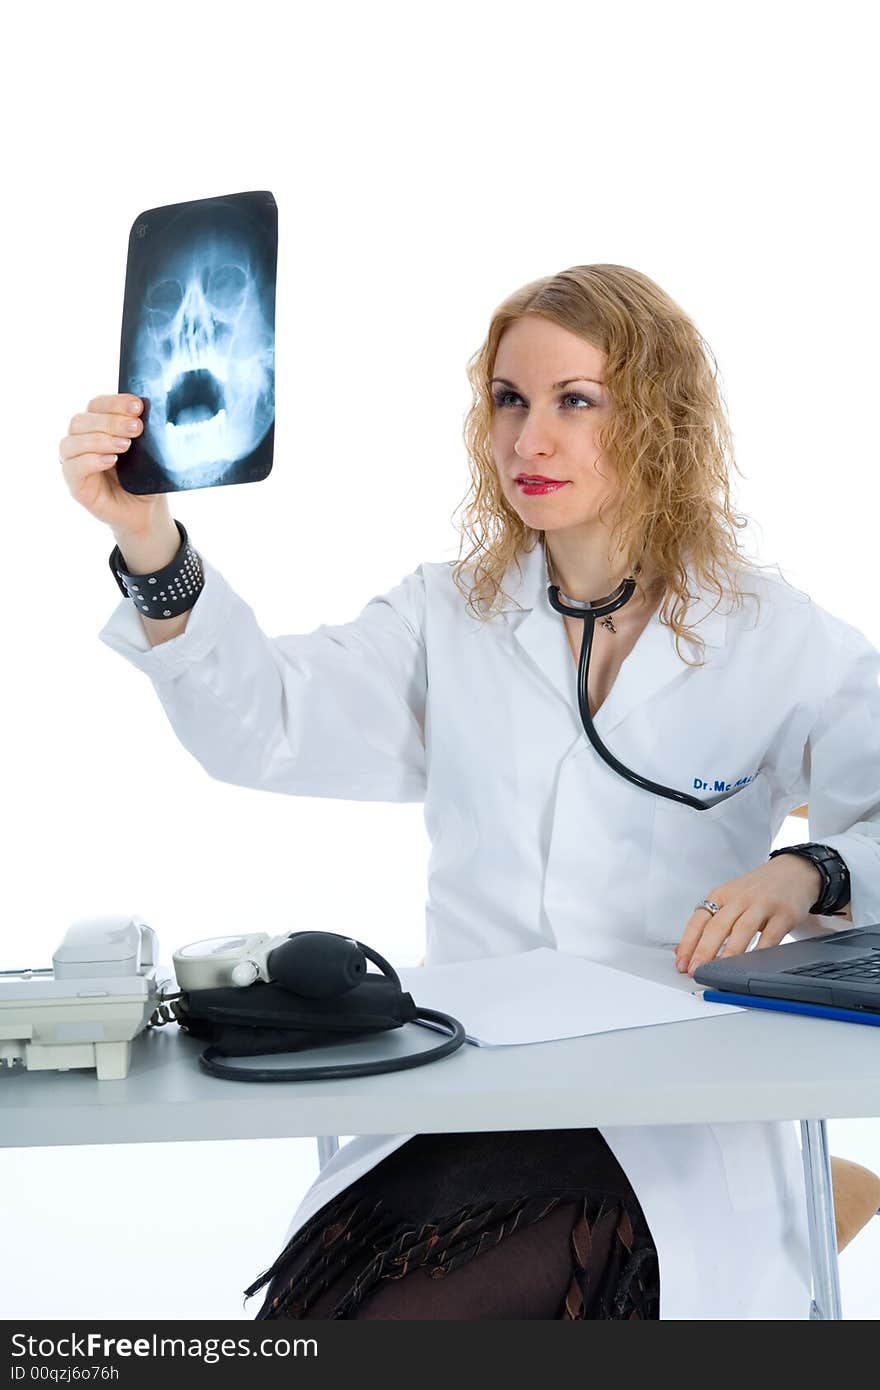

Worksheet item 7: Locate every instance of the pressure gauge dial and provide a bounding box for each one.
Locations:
[172,934,271,991]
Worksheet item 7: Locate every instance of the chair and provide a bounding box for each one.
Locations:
[829,1156,880,1252]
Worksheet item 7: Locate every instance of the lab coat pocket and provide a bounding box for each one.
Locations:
[645,771,772,944]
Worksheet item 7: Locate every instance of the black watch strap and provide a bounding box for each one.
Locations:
[768,842,851,915]
[109,519,204,620]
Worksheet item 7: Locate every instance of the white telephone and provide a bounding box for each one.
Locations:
[0,916,171,1080]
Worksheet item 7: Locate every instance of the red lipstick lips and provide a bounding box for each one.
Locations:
[515,474,569,496]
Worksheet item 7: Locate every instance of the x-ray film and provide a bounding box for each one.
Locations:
[116,190,277,494]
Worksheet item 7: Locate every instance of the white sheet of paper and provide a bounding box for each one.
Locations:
[397,947,743,1047]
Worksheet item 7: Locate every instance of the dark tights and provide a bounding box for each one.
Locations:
[307,1199,580,1320]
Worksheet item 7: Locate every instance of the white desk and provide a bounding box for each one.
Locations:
[2,1007,879,1319]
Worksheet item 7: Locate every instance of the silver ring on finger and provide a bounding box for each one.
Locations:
[695,898,721,916]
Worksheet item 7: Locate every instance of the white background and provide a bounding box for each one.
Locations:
[2,0,878,1320]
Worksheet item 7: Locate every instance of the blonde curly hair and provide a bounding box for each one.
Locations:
[452,263,769,666]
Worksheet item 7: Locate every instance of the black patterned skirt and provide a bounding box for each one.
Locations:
[245,1128,660,1320]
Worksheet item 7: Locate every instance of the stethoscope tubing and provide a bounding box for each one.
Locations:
[547,581,710,812]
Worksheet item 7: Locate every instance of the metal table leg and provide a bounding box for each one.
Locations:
[316,1134,340,1170]
[800,1119,842,1320]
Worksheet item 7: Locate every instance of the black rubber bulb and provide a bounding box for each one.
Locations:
[266,931,367,998]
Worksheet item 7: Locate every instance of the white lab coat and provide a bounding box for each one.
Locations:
[98,536,880,1319]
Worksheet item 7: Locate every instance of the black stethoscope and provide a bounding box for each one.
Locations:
[547,571,711,811]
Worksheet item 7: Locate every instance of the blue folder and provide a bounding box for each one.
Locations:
[701,989,880,1027]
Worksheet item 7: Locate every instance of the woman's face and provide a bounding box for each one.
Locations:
[489,316,619,535]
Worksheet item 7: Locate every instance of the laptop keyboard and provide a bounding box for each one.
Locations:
[785,954,880,982]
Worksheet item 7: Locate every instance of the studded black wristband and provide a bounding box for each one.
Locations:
[768,842,852,915]
[109,519,204,620]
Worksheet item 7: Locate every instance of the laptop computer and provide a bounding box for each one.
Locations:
[693,926,880,1015]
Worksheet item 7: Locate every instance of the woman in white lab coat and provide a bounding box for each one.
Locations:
[62,263,880,1319]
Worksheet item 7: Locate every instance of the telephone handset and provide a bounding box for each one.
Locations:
[0,916,168,1079]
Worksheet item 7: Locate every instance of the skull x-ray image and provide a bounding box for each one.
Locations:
[117,190,277,494]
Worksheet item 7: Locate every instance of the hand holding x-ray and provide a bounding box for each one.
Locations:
[115,190,278,495]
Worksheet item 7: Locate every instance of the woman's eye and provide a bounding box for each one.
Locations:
[491,390,595,410]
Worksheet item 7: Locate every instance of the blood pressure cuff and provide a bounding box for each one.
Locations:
[172,976,419,1058]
